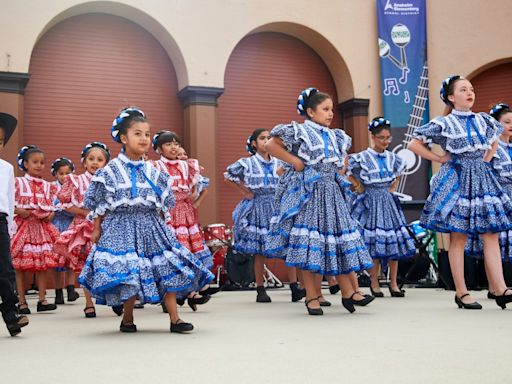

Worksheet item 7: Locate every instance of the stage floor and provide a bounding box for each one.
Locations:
[3,288,511,384]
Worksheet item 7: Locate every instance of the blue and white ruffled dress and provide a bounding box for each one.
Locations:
[348,148,416,260]
[224,153,279,256]
[264,120,373,275]
[465,140,512,261]
[412,110,512,235]
[78,153,214,306]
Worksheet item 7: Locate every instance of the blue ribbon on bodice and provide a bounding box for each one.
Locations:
[375,153,389,179]
[126,163,163,198]
[465,114,485,146]
[262,162,274,186]
[321,130,330,158]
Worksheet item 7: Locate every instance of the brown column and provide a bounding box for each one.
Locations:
[177,86,224,225]
[0,72,30,172]
[338,98,370,153]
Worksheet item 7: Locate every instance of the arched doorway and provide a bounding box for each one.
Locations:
[470,62,512,113]
[217,32,343,225]
[24,13,183,175]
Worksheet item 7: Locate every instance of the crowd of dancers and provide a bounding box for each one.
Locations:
[1,74,512,337]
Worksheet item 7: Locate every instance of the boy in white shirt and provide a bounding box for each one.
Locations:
[0,112,28,336]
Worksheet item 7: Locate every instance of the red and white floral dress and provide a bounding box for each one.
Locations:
[153,157,212,267]
[54,172,93,272]
[11,174,60,271]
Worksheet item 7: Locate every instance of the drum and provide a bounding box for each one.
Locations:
[204,223,227,247]
[408,220,427,239]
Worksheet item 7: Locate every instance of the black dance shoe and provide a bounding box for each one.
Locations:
[455,293,482,310]
[495,289,512,309]
[66,285,80,302]
[55,289,64,305]
[487,291,496,300]
[305,298,323,316]
[341,297,356,313]
[351,292,375,307]
[290,282,306,302]
[17,302,31,315]
[119,321,137,333]
[188,293,211,311]
[370,287,384,298]
[256,286,272,303]
[318,296,332,307]
[389,287,405,298]
[83,306,96,318]
[112,305,124,316]
[170,320,194,333]
[37,300,57,312]
[200,286,221,296]
[329,284,340,295]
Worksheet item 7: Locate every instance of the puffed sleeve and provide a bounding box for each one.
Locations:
[335,129,352,155]
[84,168,115,219]
[269,122,304,151]
[392,153,407,176]
[186,159,202,187]
[155,168,175,212]
[480,112,504,144]
[56,174,75,208]
[346,153,362,178]
[412,119,446,147]
[224,158,247,184]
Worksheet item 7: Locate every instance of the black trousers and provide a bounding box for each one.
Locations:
[0,214,18,319]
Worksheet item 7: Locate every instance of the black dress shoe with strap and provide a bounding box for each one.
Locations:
[351,292,375,307]
[305,298,323,316]
[495,288,512,309]
[455,293,482,309]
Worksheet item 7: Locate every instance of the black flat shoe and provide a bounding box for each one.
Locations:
[351,292,375,307]
[290,282,306,302]
[495,288,512,309]
[83,306,96,318]
[341,297,356,313]
[488,291,497,300]
[17,303,31,315]
[370,287,384,298]
[66,285,79,302]
[256,286,272,303]
[119,321,137,333]
[305,298,323,316]
[455,293,482,310]
[37,300,57,312]
[318,296,332,307]
[329,284,340,295]
[170,320,194,333]
[188,293,211,311]
[55,289,64,305]
[389,287,405,298]
[200,286,221,296]
[112,305,124,316]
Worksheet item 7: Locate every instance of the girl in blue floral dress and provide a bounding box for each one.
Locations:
[409,76,512,309]
[347,117,416,298]
[79,107,213,333]
[225,129,306,303]
[265,88,374,315]
[465,103,512,297]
